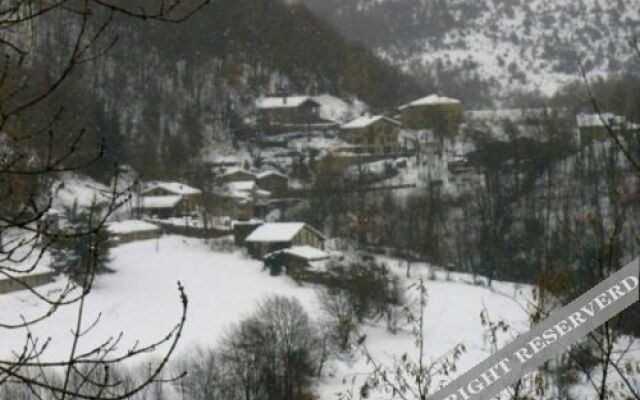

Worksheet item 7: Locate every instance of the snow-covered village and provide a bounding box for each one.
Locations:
[1,1,640,400]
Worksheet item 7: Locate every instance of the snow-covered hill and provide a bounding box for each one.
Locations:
[0,236,531,398]
[299,0,640,103]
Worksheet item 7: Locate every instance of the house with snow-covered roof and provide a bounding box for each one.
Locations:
[244,222,327,258]
[255,96,323,132]
[209,179,272,221]
[136,181,202,218]
[340,115,401,155]
[143,181,202,197]
[219,167,288,198]
[398,94,462,134]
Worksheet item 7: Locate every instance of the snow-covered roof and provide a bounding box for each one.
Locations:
[257,170,288,180]
[466,108,557,122]
[143,182,201,196]
[51,175,112,211]
[313,94,369,123]
[281,246,329,260]
[222,168,256,178]
[576,112,626,128]
[138,195,183,209]
[400,95,461,109]
[255,96,319,110]
[341,115,401,130]
[245,222,325,243]
[221,181,271,201]
[227,181,257,192]
[107,220,161,234]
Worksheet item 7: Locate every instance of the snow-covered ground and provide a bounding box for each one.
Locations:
[0,235,557,398]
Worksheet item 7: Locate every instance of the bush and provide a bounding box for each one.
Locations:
[325,258,404,322]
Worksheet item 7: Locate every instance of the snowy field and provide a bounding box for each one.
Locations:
[0,235,538,398]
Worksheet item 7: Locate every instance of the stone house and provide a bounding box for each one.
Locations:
[340,115,401,154]
[256,96,322,132]
[399,95,462,135]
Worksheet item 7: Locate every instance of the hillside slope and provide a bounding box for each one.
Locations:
[298,0,640,106]
[34,0,421,179]
[0,236,532,397]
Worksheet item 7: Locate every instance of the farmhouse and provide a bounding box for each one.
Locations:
[244,222,326,258]
[256,96,322,132]
[137,181,202,218]
[340,115,401,154]
[399,94,462,134]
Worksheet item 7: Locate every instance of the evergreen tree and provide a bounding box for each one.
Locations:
[51,201,112,286]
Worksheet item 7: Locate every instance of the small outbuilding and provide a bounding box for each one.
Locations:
[264,245,330,277]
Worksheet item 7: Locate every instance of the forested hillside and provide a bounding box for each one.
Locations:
[297,0,640,106]
[32,0,421,180]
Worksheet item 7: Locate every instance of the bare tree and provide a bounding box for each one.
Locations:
[0,0,208,398]
[220,296,323,400]
[341,280,466,400]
